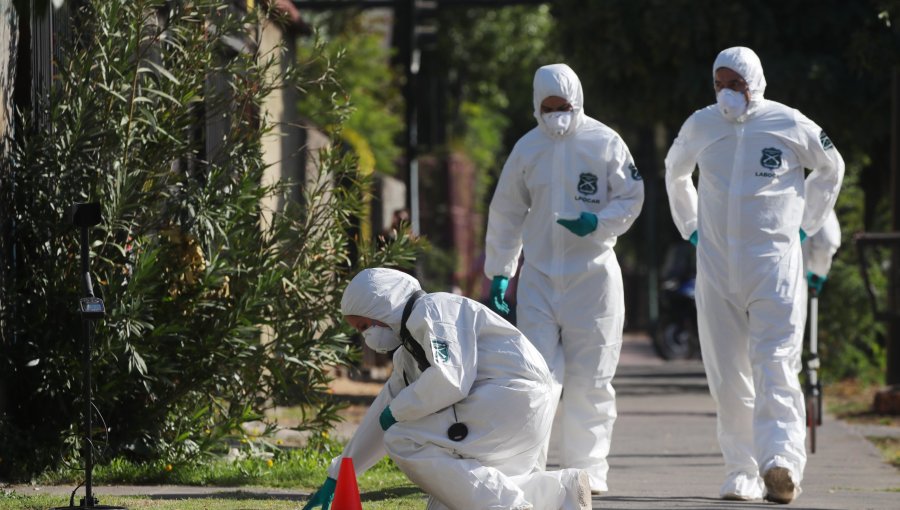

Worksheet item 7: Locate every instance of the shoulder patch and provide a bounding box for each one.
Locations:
[819,130,834,150]
[629,162,642,181]
[431,340,450,363]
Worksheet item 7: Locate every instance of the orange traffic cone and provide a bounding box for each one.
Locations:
[331,457,362,510]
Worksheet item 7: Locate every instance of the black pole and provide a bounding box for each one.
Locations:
[638,126,659,331]
[81,227,93,298]
[406,0,419,239]
[53,203,124,509]
[81,225,94,507]
[400,0,425,279]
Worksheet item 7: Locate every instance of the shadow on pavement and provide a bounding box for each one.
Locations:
[148,491,304,501]
[609,452,722,459]
[618,410,717,418]
[361,486,425,501]
[144,486,425,502]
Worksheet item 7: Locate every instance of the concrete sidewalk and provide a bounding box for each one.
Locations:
[586,334,899,509]
[7,334,899,508]
[595,360,900,509]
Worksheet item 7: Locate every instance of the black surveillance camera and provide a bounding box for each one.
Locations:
[68,202,102,228]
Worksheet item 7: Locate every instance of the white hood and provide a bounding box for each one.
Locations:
[532,63,586,138]
[340,268,422,333]
[713,46,767,118]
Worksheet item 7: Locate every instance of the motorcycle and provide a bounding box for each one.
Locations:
[653,241,701,360]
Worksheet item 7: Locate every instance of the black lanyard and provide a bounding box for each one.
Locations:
[400,290,430,372]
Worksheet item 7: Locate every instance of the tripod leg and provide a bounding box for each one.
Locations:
[83,318,94,506]
[817,387,823,426]
[806,293,820,452]
[806,396,816,454]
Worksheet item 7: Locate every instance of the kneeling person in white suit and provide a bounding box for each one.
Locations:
[303,268,591,510]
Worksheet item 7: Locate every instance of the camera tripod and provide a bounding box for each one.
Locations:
[51,203,126,510]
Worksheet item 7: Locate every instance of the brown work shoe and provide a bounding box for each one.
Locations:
[763,466,797,504]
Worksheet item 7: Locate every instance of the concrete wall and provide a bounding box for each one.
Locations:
[0,0,18,417]
[0,0,16,156]
[258,18,290,230]
[375,173,407,236]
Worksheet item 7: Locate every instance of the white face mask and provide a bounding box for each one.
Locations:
[716,88,748,121]
[542,111,573,136]
[363,325,401,354]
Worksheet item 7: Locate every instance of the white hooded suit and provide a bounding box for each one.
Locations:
[665,47,844,499]
[331,268,590,510]
[484,64,644,491]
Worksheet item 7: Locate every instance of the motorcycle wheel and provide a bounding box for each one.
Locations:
[653,320,697,360]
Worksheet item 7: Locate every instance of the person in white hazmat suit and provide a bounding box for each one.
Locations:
[803,209,841,294]
[302,268,592,510]
[665,47,844,504]
[484,63,644,494]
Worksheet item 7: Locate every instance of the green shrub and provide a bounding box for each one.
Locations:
[295,12,404,177]
[0,0,417,480]
[816,167,888,385]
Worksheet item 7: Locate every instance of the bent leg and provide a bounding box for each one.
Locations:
[384,377,555,510]
[418,441,586,510]
[385,431,532,510]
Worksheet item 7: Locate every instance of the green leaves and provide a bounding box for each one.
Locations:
[0,0,419,479]
[295,23,403,176]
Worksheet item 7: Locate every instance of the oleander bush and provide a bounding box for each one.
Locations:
[0,0,417,480]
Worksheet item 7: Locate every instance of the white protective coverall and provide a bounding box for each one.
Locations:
[332,268,591,510]
[484,64,644,491]
[665,47,844,499]
[803,209,841,279]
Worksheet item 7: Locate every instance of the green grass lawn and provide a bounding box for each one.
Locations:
[2,463,426,509]
[0,493,427,510]
[2,436,427,509]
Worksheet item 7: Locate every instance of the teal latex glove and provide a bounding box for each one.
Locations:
[490,276,510,315]
[689,230,698,247]
[807,271,826,294]
[302,477,336,510]
[556,212,598,237]
[380,405,397,431]
[800,228,808,242]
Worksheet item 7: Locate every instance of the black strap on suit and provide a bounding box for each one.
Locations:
[400,290,430,372]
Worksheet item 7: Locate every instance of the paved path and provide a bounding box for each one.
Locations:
[6,335,899,508]
[593,361,900,509]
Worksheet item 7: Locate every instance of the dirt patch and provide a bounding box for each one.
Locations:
[329,377,384,397]
[826,379,900,427]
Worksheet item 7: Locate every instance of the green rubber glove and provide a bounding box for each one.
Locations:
[800,228,808,242]
[689,230,698,247]
[380,405,397,431]
[490,276,510,315]
[302,477,336,510]
[556,212,599,237]
[807,271,826,294]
